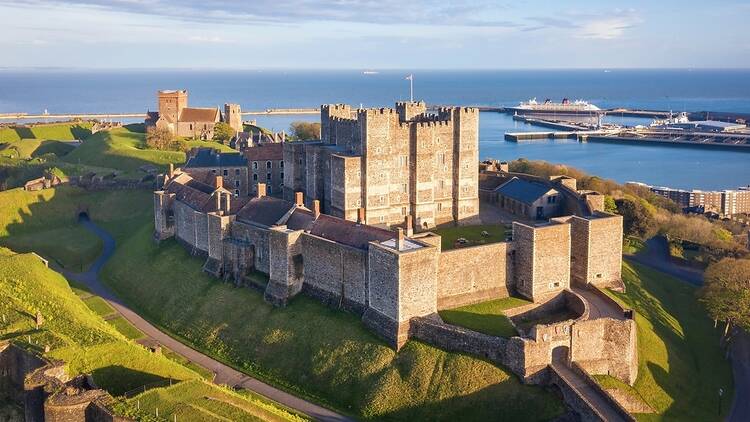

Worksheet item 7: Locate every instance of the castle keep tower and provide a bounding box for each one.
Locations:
[284,101,480,229]
[158,90,188,124]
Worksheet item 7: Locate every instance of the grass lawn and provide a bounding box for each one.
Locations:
[0,186,153,269]
[0,138,77,159]
[101,219,564,421]
[623,236,648,255]
[432,224,510,250]
[115,379,307,422]
[107,316,146,340]
[83,295,116,317]
[438,297,531,338]
[162,347,215,380]
[604,261,734,421]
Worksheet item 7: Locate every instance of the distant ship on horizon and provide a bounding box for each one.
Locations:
[507,98,601,117]
[362,70,379,75]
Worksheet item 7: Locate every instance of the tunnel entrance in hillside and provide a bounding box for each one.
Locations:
[76,205,90,222]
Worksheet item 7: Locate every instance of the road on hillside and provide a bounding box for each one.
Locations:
[64,217,354,422]
[625,236,703,286]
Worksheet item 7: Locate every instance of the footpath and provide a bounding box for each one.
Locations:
[63,217,353,422]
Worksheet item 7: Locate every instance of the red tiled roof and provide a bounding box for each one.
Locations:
[179,107,220,123]
[243,143,283,162]
[308,214,393,249]
[165,174,213,211]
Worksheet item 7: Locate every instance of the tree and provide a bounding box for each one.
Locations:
[700,258,750,335]
[289,121,321,141]
[604,195,618,214]
[146,126,187,152]
[615,195,657,238]
[146,126,173,150]
[213,122,234,144]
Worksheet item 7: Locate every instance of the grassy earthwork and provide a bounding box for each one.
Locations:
[432,223,511,250]
[603,261,734,421]
[438,297,531,338]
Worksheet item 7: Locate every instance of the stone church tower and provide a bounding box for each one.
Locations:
[224,103,243,133]
[158,90,188,124]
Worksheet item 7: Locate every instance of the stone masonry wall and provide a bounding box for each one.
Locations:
[513,222,571,302]
[436,242,513,310]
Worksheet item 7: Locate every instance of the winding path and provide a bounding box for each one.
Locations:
[63,217,353,422]
[625,236,703,286]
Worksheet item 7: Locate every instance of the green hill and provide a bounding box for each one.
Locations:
[0,122,93,143]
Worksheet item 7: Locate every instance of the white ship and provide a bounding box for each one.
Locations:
[507,98,601,117]
[650,111,690,127]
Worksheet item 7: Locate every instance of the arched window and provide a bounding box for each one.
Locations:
[266,161,272,169]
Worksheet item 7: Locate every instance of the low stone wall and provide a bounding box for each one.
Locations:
[571,362,636,422]
[588,286,632,318]
[409,314,514,369]
[436,242,512,310]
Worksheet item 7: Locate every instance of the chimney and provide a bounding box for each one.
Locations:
[357,207,366,224]
[215,193,221,212]
[168,163,174,179]
[224,192,231,212]
[397,228,405,251]
[499,161,509,173]
[257,183,266,198]
[313,200,321,218]
[214,175,223,190]
[404,215,413,236]
[294,191,304,206]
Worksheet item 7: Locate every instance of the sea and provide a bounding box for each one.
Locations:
[1,68,749,190]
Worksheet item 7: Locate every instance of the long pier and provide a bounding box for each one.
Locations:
[0,108,320,121]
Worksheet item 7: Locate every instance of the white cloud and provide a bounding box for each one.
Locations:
[187,35,230,44]
[578,16,638,40]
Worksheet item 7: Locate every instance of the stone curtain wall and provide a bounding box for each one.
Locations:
[153,191,175,240]
[572,318,638,385]
[436,242,513,310]
[230,221,271,273]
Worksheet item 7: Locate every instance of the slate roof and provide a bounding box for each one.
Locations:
[185,148,248,168]
[179,107,220,123]
[495,177,557,205]
[243,143,284,162]
[308,215,393,249]
[236,196,296,227]
[286,208,316,231]
[479,173,508,190]
[165,174,213,211]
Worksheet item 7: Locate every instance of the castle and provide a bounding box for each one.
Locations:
[282,101,479,228]
[146,90,242,140]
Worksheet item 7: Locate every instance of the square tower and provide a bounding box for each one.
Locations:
[568,213,623,288]
[513,220,571,302]
[224,103,243,133]
[158,90,188,123]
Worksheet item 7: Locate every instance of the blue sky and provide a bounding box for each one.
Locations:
[1,0,748,69]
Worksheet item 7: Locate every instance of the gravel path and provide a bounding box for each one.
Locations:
[63,217,354,422]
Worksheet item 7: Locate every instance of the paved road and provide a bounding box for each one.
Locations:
[551,362,628,422]
[572,287,625,320]
[728,328,750,422]
[64,217,353,422]
[625,236,703,286]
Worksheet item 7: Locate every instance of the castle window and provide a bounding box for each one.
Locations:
[437,203,443,211]
[356,199,361,207]
[402,183,407,193]
[439,180,445,189]
[235,169,240,176]
[379,195,385,204]
[253,174,258,181]
[402,206,407,215]
[280,160,284,168]
[266,173,272,180]
[299,158,302,165]
[547,195,557,204]
[280,172,284,180]
[223,169,228,176]
[235,180,240,187]
[379,215,385,223]
[266,161,272,169]
[189,124,193,130]
[596,273,603,278]
[234,189,239,197]
[211,169,216,174]
[253,161,258,170]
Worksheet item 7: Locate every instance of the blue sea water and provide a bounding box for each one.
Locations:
[0,69,748,190]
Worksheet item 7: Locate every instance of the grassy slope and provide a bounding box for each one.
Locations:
[605,261,733,421]
[0,139,77,159]
[62,126,235,178]
[433,224,510,251]
[438,297,531,338]
[0,247,197,395]
[101,222,564,421]
[0,186,152,269]
[116,379,307,422]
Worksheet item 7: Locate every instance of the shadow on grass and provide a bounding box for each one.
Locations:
[92,365,172,397]
[438,309,517,338]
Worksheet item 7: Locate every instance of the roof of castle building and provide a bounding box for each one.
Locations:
[495,177,558,205]
[286,208,316,230]
[478,173,509,191]
[178,107,220,123]
[236,196,296,227]
[165,172,249,213]
[243,142,283,162]
[307,214,393,249]
[185,148,248,168]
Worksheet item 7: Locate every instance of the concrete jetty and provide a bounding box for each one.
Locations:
[0,108,320,121]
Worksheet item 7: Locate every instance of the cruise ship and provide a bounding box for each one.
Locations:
[507,98,602,117]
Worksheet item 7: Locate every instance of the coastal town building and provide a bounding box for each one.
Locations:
[632,182,750,216]
[183,148,249,197]
[146,90,242,140]
[282,101,480,228]
[243,143,284,196]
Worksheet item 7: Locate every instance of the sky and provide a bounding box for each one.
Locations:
[0,0,749,69]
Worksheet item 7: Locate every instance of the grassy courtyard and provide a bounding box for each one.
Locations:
[438,297,531,338]
[432,224,510,250]
[604,261,734,421]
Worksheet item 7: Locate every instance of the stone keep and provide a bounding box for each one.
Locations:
[513,220,571,302]
[568,213,624,288]
[284,102,480,228]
